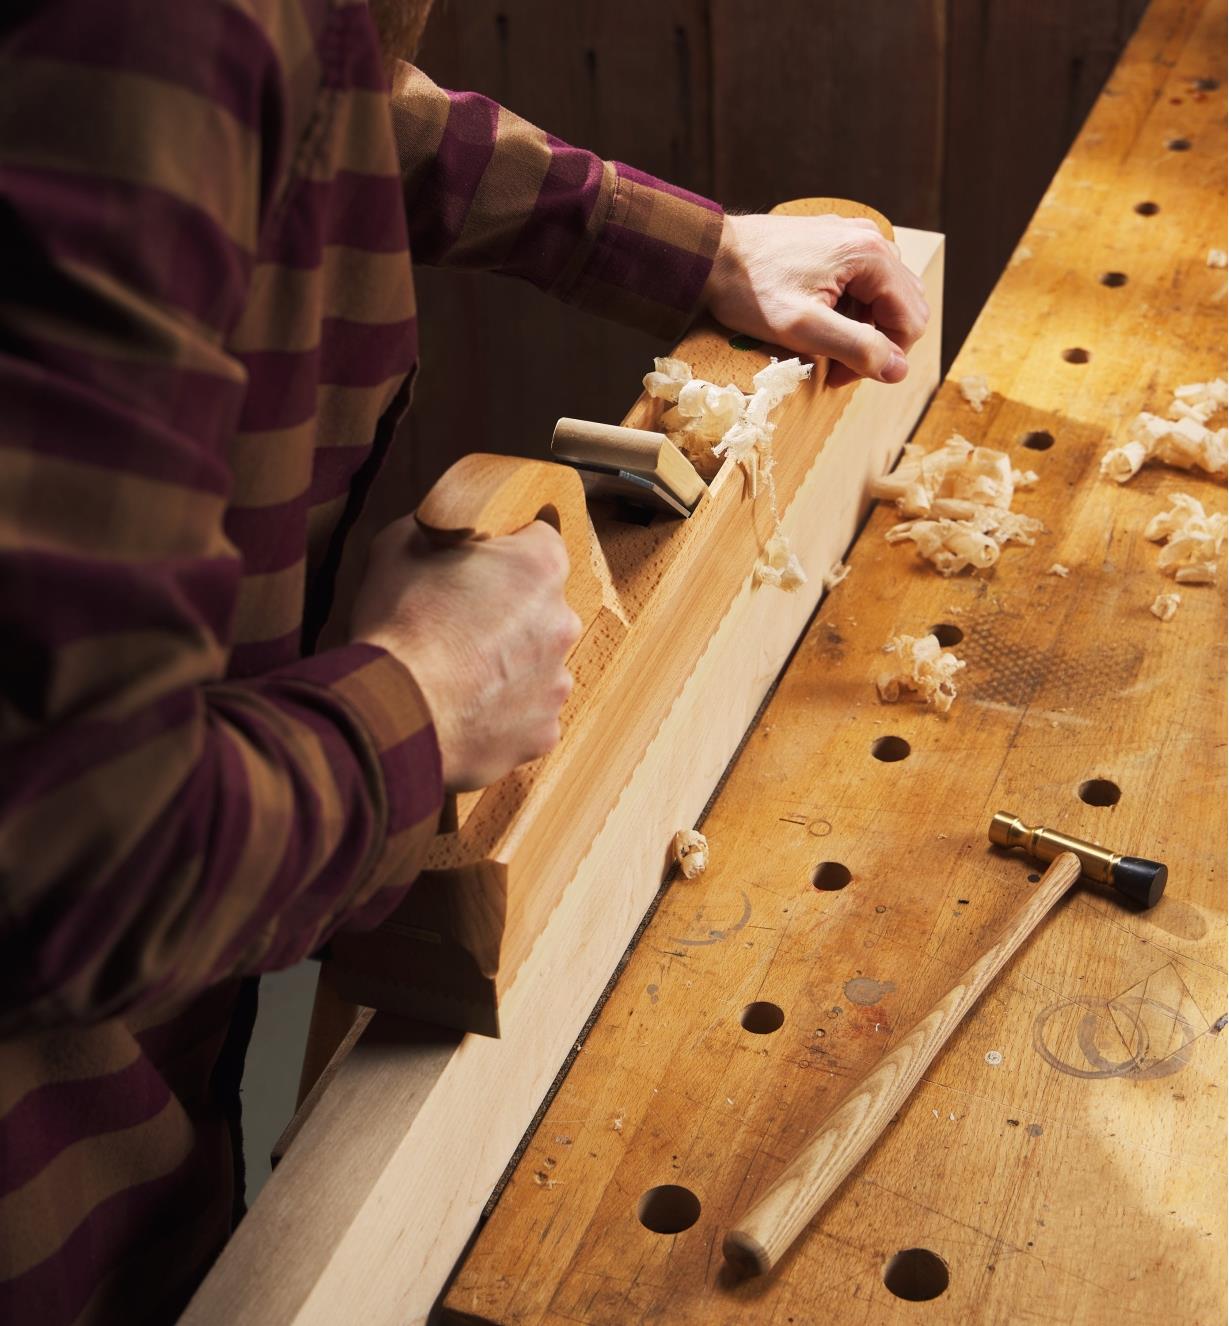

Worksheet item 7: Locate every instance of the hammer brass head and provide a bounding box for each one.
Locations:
[989,812,1167,908]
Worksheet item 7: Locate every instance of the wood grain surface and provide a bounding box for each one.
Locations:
[442,1,1228,1321]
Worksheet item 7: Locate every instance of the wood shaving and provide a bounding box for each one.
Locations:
[1009,244,1033,267]
[871,434,1035,518]
[1150,592,1181,621]
[876,632,966,713]
[753,532,807,591]
[1208,249,1228,268]
[672,828,709,879]
[824,561,851,589]
[642,356,692,403]
[665,379,746,442]
[884,499,1044,576]
[1048,563,1070,577]
[1145,492,1227,583]
[957,374,991,412]
[1100,379,1228,482]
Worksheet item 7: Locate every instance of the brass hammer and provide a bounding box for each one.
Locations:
[722,812,1167,1277]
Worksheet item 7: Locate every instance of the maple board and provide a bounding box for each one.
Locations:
[441,2,1228,1322]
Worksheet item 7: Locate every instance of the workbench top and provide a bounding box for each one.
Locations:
[443,0,1228,1321]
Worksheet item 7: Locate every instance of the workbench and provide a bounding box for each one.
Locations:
[185,0,1226,1321]
[441,1,1227,1321]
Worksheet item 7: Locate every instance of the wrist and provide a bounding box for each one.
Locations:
[702,213,742,310]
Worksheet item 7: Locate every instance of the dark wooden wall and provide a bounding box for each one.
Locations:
[326,0,1149,636]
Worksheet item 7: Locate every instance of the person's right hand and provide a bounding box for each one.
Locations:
[351,518,582,792]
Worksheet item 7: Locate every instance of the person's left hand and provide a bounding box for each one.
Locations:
[701,212,930,389]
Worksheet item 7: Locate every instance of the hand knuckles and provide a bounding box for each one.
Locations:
[552,608,581,653]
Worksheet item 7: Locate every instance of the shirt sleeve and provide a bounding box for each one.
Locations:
[0,4,442,1034]
[389,61,725,342]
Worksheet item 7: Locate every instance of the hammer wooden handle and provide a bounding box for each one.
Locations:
[723,851,1083,1276]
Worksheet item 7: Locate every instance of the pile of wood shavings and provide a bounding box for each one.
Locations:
[1100,379,1227,482]
[876,632,966,713]
[643,354,814,591]
[871,434,1042,575]
[1145,492,1226,584]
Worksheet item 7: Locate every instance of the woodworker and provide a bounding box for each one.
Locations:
[0,2,929,1321]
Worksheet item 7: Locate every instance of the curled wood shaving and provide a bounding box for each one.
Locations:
[885,502,1043,576]
[753,532,807,592]
[673,828,709,880]
[1048,563,1070,577]
[957,374,991,412]
[1208,249,1228,269]
[1145,492,1227,583]
[1150,592,1181,621]
[876,632,966,713]
[871,435,1035,518]
[1101,380,1228,482]
[642,356,691,403]
[665,380,746,442]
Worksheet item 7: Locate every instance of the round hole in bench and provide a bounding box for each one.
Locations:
[883,1248,950,1301]
[872,735,911,762]
[1022,430,1055,450]
[929,623,964,647]
[1062,347,1091,364]
[1079,778,1121,807]
[1100,271,1129,288]
[740,1001,785,1034]
[813,861,852,891]
[1134,201,1160,216]
[1165,137,1192,151]
[637,1184,701,1234]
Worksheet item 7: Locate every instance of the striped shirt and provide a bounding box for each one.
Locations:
[0,3,723,1321]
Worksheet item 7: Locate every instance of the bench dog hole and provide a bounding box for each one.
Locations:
[740,1001,785,1034]
[1079,778,1121,807]
[872,735,910,762]
[883,1247,950,1301]
[930,622,964,646]
[813,861,852,891]
[637,1184,701,1234]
